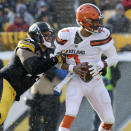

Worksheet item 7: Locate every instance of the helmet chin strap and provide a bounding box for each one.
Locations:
[84,27,99,34]
[84,28,95,34]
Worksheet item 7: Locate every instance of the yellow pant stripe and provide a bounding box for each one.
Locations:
[0,79,16,125]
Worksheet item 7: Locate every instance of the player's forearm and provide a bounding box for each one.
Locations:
[61,63,76,73]
[23,56,58,75]
[61,63,81,75]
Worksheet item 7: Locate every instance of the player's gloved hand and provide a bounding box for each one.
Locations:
[88,61,107,77]
[55,52,66,64]
[73,64,84,75]
[73,63,93,82]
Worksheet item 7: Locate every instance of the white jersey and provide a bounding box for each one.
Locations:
[54,27,118,67]
[54,27,116,126]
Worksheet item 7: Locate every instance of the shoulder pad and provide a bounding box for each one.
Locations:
[90,28,112,46]
[17,38,35,52]
[56,28,70,45]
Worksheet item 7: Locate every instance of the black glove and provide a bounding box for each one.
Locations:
[100,67,107,76]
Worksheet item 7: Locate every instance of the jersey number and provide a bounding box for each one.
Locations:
[67,54,80,64]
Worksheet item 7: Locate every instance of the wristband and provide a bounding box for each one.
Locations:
[68,65,75,72]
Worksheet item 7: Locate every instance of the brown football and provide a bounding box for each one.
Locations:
[80,62,93,82]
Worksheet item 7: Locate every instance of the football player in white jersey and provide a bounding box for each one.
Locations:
[54,3,118,131]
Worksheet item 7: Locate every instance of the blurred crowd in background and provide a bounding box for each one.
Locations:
[0,0,58,32]
[0,0,131,33]
[0,0,130,51]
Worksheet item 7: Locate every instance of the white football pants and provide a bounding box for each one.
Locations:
[65,74,115,124]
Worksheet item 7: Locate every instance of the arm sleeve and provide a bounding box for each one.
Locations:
[101,40,119,67]
[54,28,69,55]
[17,48,58,75]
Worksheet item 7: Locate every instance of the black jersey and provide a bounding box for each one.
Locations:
[0,38,57,100]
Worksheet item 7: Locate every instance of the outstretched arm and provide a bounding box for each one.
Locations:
[17,48,65,75]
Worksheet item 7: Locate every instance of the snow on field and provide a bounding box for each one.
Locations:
[0,51,13,60]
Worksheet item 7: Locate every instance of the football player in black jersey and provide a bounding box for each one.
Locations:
[0,22,65,125]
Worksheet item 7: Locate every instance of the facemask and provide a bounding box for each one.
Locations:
[36,24,52,48]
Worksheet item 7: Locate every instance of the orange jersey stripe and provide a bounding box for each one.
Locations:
[101,122,113,130]
[90,35,112,46]
[67,54,80,64]
[56,37,67,45]
[60,115,75,129]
